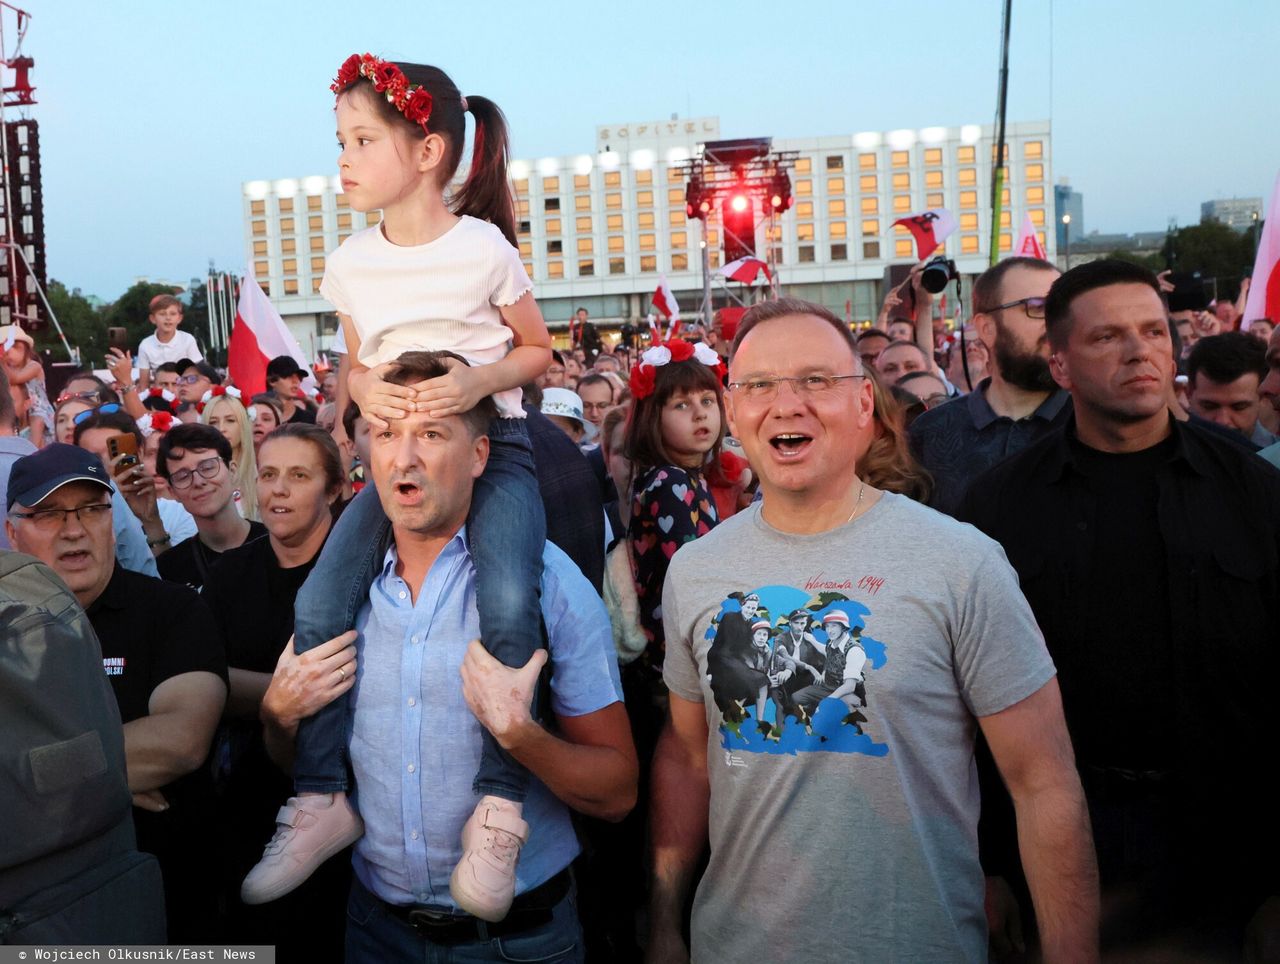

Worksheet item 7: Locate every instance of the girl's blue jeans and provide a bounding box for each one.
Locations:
[290,417,544,802]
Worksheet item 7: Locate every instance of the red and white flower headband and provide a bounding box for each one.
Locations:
[197,385,242,414]
[628,340,726,400]
[331,53,434,134]
[137,411,175,437]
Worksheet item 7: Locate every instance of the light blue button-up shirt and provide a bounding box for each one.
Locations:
[349,527,623,908]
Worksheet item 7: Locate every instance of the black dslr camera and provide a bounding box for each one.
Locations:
[920,256,959,294]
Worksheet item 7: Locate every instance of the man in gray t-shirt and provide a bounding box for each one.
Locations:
[648,299,1098,964]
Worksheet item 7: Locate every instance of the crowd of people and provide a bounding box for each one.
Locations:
[3,51,1279,964]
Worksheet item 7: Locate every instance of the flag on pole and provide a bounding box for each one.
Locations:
[646,314,660,343]
[718,256,772,285]
[892,208,957,260]
[228,275,312,398]
[1243,170,1280,329]
[1011,212,1047,260]
[652,275,681,322]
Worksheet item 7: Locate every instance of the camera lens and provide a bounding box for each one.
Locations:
[921,265,949,294]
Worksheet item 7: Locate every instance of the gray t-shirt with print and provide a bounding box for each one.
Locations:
[662,492,1056,964]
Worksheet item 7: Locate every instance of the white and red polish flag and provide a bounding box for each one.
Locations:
[228,275,312,398]
[892,208,957,260]
[1243,171,1280,330]
[1012,212,1047,260]
[652,275,681,323]
[718,256,772,285]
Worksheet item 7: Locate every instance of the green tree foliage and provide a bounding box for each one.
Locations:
[38,280,102,365]
[1108,220,1263,302]
[1162,221,1260,301]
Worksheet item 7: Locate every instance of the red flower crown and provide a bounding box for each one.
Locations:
[331,53,434,134]
[629,340,726,401]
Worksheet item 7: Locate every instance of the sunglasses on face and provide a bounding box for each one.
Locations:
[177,374,205,386]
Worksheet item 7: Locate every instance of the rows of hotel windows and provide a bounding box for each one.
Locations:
[246,194,380,296]
[513,164,709,280]
[514,140,1047,279]
[246,139,1048,295]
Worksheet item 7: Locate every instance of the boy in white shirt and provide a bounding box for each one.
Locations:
[137,295,201,390]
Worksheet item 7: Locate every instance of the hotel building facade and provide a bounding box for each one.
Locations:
[242,116,1053,351]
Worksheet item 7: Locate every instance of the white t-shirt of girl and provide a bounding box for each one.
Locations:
[320,216,533,419]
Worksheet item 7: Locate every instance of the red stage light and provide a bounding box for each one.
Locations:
[730,194,749,213]
[699,199,712,215]
[770,193,783,209]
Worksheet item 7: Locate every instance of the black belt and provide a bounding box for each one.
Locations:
[382,867,571,945]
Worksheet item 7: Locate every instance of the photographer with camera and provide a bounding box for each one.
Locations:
[876,258,957,387]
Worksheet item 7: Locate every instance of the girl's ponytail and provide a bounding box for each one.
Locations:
[453,96,517,247]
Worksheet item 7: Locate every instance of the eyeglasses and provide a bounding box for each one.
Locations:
[177,374,205,386]
[9,501,112,530]
[727,373,866,403]
[72,403,121,426]
[989,296,1047,319]
[168,456,223,489]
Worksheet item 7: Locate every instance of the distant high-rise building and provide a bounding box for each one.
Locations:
[1200,197,1262,232]
[243,118,1054,348]
[1054,179,1083,250]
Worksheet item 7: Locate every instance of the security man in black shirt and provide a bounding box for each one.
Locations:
[958,260,1280,958]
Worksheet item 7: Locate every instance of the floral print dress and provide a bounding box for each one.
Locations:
[628,463,719,667]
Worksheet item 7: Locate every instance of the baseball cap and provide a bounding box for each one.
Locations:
[7,444,113,512]
[175,358,223,385]
[267,356,309,381]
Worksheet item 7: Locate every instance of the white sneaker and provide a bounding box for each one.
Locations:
[240,791,363,905]
[448,796,529,922]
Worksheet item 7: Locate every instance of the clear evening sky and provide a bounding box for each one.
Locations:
[20,0,1280,299]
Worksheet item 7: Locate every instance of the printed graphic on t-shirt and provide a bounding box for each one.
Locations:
[103,656,125,676]
[704,586,888,757]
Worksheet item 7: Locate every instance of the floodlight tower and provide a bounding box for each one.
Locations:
[1,3,70,358]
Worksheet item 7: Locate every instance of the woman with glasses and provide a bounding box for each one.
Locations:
[202,393,260,522]
[200,423,350,958]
